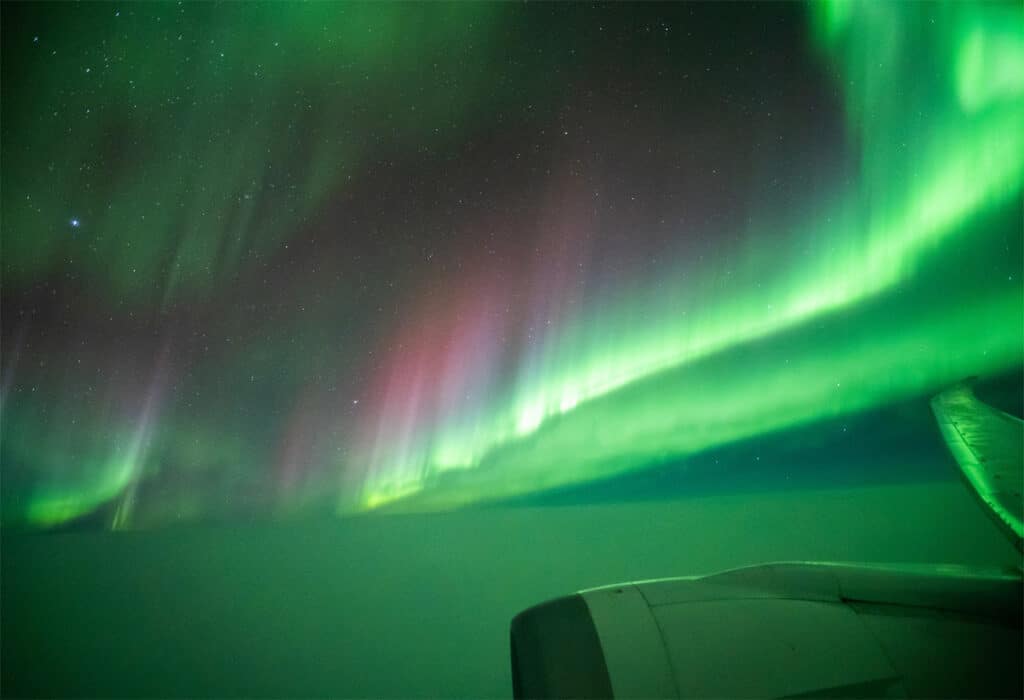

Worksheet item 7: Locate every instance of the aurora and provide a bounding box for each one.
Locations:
[1,0,1021,528]
[350,0,1024,511]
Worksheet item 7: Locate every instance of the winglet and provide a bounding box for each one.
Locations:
[931,382,1023,551]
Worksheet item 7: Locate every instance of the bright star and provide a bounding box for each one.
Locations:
[70,218,80,227]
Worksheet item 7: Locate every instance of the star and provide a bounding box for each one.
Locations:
[70,218,81,228]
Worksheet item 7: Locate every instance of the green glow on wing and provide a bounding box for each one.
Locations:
[355,0,1024,510]
[932,383,1024,545]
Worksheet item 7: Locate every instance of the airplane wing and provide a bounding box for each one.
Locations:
[511,382,1024,698]
[931,382,1023,550]
[511,562,1022,699]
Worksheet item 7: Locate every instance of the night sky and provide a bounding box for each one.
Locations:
[2,1,1022,529]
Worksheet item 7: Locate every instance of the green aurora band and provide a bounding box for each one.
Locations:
[1,1,1022,527]
[354,0,1024,511]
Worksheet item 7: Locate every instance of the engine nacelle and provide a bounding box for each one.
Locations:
[511,562,1022,699]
